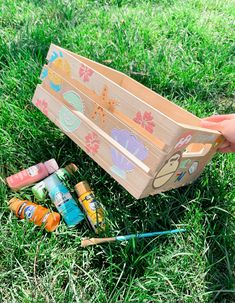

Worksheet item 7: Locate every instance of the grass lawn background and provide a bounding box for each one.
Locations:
[0,0,234,302]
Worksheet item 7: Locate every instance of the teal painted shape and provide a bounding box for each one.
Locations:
[59,108,81,133]
[41,68,48,79]
[59,91,84,133]
[63,91,84,112]
[179,159,191,169]
[111,165,127,180]
[50,81,61,92]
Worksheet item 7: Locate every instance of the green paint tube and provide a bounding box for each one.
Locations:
[32,180,46,200]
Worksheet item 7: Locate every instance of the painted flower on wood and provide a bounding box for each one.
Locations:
[85,132,100,155]
[133,111,155,133]
[79,64,94,82]
[35,99,48,116]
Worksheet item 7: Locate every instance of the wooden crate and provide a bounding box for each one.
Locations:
[31,44,223,199]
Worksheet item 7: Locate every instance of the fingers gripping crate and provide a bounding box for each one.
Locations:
[32,44,223,199]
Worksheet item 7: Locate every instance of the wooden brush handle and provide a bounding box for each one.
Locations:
[81,237,116,247]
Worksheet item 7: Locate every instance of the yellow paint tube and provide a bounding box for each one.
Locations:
[75,181,105,233]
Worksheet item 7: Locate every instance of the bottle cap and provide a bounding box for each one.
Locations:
[75,181,91,196]
[8,197,20,205]
[65,163,78,174]
[44,159,59,174]
[55,168,70,180]
[8,197,24,215]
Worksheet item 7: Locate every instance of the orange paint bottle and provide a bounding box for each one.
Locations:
[8,197,60,232]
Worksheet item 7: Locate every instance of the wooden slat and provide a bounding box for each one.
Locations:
[32,85,153,198]
[41,65,166,151]
[68,47,204,127]
[41,67,167,175]
[47,44,183,150]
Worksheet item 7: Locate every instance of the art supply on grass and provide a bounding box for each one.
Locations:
[32,163,78,200]
[45,174,84,227]
[75,181,105,233]
[32,181,47,201]
[8,197,60,232]
[6,159,59,191]
[81,228,187,247]
[55,163,78,181]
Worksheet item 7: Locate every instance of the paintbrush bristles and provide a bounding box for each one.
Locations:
[81,237,116,247]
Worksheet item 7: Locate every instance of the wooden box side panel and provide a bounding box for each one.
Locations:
[46,44,182,151]
[41,66,168,175]
[67,49,221,144]
[43,64,168,151]
[120,77,201,127]
[67,48,124,86]
[64,45,202,127]
[140,128,223,198]
[32,85,153,199]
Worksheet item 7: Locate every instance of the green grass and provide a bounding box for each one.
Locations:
[0,0,235,302]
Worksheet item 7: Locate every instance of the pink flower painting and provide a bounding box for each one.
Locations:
[35,99,48,116]
[85,132,100,155]
[79,64,94,82]
[133,111,155,133]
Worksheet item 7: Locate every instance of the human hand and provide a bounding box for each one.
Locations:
[200,114,235,153]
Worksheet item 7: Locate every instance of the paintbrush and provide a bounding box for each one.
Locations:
[81,228,186,247]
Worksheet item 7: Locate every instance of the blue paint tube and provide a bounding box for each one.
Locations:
[44,174,84,227]
[32,163,78,201]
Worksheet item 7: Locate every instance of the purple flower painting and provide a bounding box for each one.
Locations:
[110,129,148,179]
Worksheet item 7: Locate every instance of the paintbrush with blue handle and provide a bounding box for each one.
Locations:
[81,228,186,247]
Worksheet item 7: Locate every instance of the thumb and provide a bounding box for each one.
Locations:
[200,120,222,131]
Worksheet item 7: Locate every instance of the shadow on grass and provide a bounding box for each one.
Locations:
[2,110,233,302]
[79,161,234,302]
[198,174,234,303]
